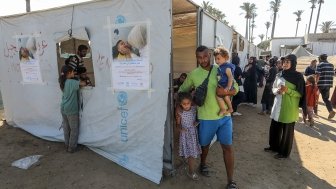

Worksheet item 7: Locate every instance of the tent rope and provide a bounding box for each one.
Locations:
[68,5,75,39]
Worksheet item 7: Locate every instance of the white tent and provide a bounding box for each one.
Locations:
[0,0,257,184]
[0,0,171,184]
[291,45,316,58]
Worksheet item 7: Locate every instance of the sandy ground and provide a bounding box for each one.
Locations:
[0,84,336,189]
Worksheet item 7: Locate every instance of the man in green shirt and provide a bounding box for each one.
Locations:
[178,46,237,189]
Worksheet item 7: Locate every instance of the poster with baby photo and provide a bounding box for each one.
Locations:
[110,22,150,90]
[17,36,43,84]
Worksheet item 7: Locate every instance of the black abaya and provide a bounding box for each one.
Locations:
[243,64,257,104]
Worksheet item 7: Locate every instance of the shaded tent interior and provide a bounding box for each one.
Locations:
[172,0,198,77]
[172,0,252,77]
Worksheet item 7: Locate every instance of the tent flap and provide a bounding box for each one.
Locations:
[53,27,89,42]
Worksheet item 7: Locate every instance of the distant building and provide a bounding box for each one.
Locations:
[305,33,336,55]
[268,33,336,57]
[269,37,304,57]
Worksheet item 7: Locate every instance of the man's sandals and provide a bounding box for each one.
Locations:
[227,181,238,189]
[199,164,210,177]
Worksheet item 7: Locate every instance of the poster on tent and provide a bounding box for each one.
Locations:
[110,22,150,90]
[17,36,43,84]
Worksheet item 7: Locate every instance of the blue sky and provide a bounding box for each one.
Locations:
[1,0,335,44]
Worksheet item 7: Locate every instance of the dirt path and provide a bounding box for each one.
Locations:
[0,86,335,189]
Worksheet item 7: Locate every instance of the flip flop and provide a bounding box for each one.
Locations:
[199,164,210,177]
[227,181,238,189]
[187,171,199,181]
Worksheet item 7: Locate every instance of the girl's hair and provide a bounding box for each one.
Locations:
[59,65,74,91]
[177,92,192,105]
[213,46,229,59]
[112,40,123,59]
[306,75,316,87]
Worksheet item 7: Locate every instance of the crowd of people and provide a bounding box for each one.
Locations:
[58,41,335,187]
[173,45,336,189]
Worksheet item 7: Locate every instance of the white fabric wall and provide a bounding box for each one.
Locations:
[0,0,171,184]
[309,42,336,56]
[201,13,215,48]
[215,21,233,50]
[238,37,249,68]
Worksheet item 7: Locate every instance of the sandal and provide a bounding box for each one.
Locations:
[187,172,199,181]
[227,181,238,189]
[274,154,286,159]
[264,147,276,152]
[199,164,210,177]
[258,111,266,115]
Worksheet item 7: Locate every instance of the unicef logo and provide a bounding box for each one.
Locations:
[115,15,126,24]
[117,91,128,106]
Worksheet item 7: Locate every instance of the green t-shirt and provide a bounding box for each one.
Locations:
[61,79,80,115]
[179,65,228,120]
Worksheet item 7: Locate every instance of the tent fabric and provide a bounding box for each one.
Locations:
[291,45,316,58]
[201,13,215,48]
[0,0,171,184]
[53,27,89,42]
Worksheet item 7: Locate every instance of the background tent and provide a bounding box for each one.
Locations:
[291,45,316,58]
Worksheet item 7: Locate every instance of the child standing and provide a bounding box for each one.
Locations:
[304,75,319,126]
[59,65,86,153]
[214,47,235,116]
[175,92,201,181]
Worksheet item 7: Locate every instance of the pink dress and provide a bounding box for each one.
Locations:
[178,106,201,158]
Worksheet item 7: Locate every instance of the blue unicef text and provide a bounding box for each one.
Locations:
[117,91,128,142]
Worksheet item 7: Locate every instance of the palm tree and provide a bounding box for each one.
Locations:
[293,10,304,37]
[201,1,212,11]
[250,13,257,43]
[202,1,228,24]
[314,0,324,34]
[240,2,257,40]
[320,21,335,33]
[213,9,226,22]
[307,0,317,34]
[270,0,281,38]
[265,21,272,39]
[258,34,265,41]
[26,0,31,12]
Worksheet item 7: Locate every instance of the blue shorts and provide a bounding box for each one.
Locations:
[198,116,233,146]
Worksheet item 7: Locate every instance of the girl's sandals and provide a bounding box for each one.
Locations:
[187,172,199,181]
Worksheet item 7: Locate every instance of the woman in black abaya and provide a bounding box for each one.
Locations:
[243,56,258,106]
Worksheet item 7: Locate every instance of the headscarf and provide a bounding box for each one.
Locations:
[269,58,276,67]
[282,54,306,108]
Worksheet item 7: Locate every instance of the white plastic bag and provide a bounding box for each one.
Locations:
[11,155,42,169]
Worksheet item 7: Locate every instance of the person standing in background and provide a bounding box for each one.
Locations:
[232,53,244,116]
[315,54,335,120]
[264,54,305,159]
[243,57,258,107]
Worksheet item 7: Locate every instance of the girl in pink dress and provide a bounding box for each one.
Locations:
[176,92,201,181]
